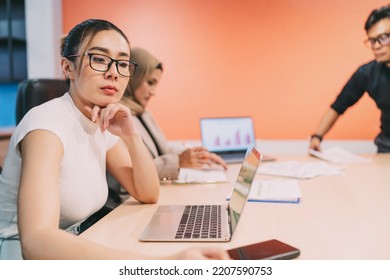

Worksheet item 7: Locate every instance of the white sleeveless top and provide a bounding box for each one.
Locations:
[0,93,118,239]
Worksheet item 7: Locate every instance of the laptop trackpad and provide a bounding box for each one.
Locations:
[140,205,185,241]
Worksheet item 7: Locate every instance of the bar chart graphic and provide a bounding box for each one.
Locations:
[200,117,255,152]
[213,129,252,147]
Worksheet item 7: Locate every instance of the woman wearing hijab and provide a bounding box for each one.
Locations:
[121,47,227,180]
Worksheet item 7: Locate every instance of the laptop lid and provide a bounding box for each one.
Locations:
[200,116,256,154]
[227,146,262,235]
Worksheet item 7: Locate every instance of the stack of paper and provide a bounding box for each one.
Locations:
[248,179,302,203]
[308,146,371,164]
[174,168,227,184]
[257,161,344,179]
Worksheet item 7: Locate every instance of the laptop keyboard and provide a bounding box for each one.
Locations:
[220,153,245,163]
[175,205,222,239]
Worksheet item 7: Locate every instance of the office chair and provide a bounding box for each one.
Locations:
[15,78,121,233]
[15,79,69,125]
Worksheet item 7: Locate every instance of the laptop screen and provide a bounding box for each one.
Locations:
[200,117,256,153]
[228,146,261,234]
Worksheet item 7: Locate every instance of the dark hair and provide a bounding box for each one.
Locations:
[365,4,390,31]
[60,19,129,59]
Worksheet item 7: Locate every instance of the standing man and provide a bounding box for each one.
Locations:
[309,4,390,153]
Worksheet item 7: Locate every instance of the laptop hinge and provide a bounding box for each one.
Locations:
[227,205,233,238]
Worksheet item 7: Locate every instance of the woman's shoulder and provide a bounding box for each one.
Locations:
[142,110,157,122]
[14,94,75,140]
[22,93,75,123]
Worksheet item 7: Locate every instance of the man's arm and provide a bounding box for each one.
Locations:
[309,108,340,151]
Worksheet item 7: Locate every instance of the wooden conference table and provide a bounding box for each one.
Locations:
[81,154,390,259]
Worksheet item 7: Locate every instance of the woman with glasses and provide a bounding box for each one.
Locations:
[118,47,227,183]
[0,19,229,260]
[309,4,390,153]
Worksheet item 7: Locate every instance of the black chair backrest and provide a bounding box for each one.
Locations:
[15,79,69,125]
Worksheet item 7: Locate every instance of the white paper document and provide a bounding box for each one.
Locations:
[174,168,227,184]
[248,179,302,203]
[308,146,371,164]
[257,160,344,179]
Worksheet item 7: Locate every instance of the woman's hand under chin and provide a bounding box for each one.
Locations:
[85,103,139,137]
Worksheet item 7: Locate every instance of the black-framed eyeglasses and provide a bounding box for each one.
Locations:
[364,32,390,48]
[67,53,137,77]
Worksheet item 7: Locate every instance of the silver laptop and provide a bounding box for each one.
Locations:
[200,116,275,163]
[139,146,262,242]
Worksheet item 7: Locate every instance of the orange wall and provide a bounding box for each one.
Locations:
[63,0,388,140]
